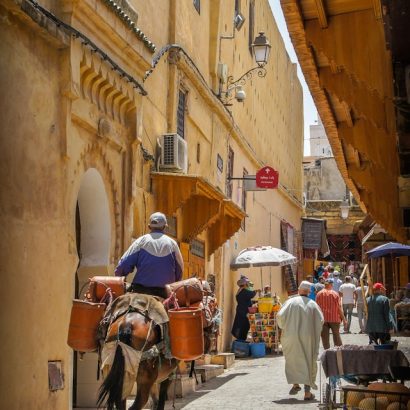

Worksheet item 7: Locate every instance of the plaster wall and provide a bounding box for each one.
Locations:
[304,157,347,201]
[0,13,74,409]
[310,117,333,157]
[229,0,304,196]
[1,0,304,407]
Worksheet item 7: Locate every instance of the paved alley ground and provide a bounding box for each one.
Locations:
[143,315,410,410]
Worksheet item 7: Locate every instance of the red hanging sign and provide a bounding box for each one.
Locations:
[256,166,279,189]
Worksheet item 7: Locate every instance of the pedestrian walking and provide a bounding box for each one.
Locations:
[277,281,324,401]
[306,275,316,301]
[231,275,256,340]
[316,278,347,349]
[354,283,368,334]
[366,282,394,345]
[339,276,356,333]
[330,268,343,292]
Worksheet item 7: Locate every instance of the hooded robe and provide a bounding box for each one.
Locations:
[277,295,324,388]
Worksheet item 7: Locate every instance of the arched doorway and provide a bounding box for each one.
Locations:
[73,168,111,408]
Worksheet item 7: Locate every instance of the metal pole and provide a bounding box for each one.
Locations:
[360,264,370,318]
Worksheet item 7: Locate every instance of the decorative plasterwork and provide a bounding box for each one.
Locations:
[80,45,137,126]
[101,0,156,52]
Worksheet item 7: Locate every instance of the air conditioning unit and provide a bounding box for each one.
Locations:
[159,133,188,173]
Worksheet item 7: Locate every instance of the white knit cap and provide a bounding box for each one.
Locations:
[298,280,312,291]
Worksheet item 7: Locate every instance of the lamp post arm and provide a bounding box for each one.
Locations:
[226,65,267,90]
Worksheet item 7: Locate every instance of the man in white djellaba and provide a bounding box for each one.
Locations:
[277,281,324,401]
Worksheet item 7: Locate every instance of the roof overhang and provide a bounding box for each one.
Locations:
[280,0,410,242]
[151,172,246,254]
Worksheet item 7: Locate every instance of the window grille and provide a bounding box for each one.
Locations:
[249,1,255,53]
[227,147,234,198]
[177,90,186,139]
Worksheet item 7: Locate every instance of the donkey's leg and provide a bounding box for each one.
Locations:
[155,377,172,410]
[129,360,158,410]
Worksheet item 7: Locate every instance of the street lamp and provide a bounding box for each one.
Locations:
[252,32,271,67]
[220,32,271,105]
[340,199,350,219]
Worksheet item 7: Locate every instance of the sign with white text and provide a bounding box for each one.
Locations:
[256,166,279,189]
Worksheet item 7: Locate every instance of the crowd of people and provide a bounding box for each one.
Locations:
[276,272,398,401]
[264,261,404,401]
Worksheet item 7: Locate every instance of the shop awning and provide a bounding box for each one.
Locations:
[151,172,246,252]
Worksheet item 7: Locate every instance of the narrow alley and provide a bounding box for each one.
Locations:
[131,320,410,410]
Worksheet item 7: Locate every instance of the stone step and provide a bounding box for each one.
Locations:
[194,364,225,382]
[210,352,235,369]
[167,374,196,398]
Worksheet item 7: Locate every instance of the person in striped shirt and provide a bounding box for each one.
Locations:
[316,278,347,350]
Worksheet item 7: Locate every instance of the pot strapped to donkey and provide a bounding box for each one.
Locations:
[68,277,220,397]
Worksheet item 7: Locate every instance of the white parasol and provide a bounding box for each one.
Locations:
[230,246,297,269]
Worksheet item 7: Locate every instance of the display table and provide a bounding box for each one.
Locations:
[247,311,281,353]
[320,345,409,378]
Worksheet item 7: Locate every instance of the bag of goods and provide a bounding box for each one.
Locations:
[87,276,125,302]
[165,277,203,307]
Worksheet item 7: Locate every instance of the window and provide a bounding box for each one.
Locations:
[164,215,177,238]
[235,0,241,16]
[196,143,201,163]
[249,0,255,53]
[226,147,234,198]
[193,0,200,14]
[242,168,248,230]
[177,89,186,139]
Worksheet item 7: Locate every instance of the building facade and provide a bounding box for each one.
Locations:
[309,116,332,157]
[0,1,303,408]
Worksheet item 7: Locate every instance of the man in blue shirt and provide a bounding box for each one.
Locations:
[115,212,184,298]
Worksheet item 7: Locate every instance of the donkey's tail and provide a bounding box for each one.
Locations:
[97,344,125,410]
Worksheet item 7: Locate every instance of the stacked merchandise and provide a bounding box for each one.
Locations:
[247,311,281,353]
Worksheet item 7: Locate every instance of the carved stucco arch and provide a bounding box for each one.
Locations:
[71,141,121,264]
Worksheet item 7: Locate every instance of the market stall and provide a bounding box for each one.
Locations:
[230,246,297,356]
[320,344,410,409]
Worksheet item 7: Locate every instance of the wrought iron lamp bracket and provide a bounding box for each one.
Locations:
[225,64,267,89]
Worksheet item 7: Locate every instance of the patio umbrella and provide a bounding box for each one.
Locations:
[231,246,297,269]
[366,242,410,258]
[231,246,297,290]
[366,242,410,291]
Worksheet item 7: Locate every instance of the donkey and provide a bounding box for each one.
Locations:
[97,309,178,410]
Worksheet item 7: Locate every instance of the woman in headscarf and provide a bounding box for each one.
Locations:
[231,275,256,340]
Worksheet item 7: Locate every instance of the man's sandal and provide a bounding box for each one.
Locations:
[304,393,315,400]
[289,385,301,395]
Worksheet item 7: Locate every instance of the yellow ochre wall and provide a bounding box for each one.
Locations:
[0,0,303,408]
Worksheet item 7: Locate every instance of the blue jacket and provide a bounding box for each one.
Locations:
[366,294,393,333]
[115,232,184,288]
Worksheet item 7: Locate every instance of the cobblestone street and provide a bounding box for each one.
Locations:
[148,316,410,410]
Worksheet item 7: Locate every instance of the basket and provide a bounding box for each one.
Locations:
[374,343,394,350]
[343,384,410,409]
[258,297,274,313]
[231,340,250,358]
[250,342,266,358]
